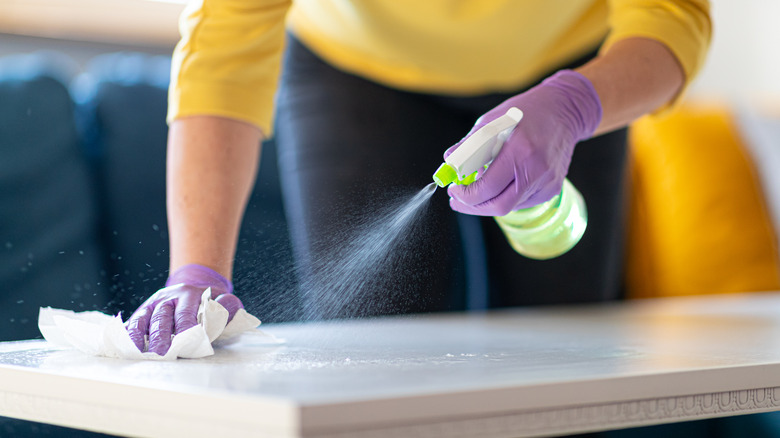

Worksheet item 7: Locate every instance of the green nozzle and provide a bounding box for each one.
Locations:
[433,163,458,187]
[433,162,482,187]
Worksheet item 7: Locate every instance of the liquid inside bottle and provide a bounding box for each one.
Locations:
[494,178,587,260]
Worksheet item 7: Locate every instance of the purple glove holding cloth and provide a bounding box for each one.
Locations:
[126,264,244,355]
[446,70,602,216]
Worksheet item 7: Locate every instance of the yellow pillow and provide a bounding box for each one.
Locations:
[626,103,780,298]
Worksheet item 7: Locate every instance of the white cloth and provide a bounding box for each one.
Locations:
[38,289,277,360]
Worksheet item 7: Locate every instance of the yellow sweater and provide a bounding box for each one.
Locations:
[169,0,711,136]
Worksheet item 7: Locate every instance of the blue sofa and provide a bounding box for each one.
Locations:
[0,51,295,343]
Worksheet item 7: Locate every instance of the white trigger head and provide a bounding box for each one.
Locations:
[445,107,523,179]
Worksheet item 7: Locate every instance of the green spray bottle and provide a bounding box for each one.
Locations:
[432,107,587,260]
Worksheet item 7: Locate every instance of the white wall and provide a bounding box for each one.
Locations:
[0,0,182,46]
[690,1,780,101]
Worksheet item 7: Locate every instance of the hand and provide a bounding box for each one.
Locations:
[446,70,602,216]
[125,264,243,355]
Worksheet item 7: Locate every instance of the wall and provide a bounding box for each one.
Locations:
[690,1,780,104]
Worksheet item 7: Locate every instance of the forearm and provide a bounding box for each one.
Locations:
[167,116,263,280]
[576,37,685,136]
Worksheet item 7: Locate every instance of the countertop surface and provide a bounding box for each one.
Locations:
[3,292,780,437]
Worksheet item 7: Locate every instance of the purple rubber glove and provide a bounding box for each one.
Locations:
[446,70,602,216]
[125,264,244,356]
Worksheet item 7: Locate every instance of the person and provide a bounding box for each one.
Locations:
[126,1,711,356]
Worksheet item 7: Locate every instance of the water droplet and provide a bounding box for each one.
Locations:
[79,250,84,255]
[4,242,12,249]
[16,300,23,304]
[152,224,159,231]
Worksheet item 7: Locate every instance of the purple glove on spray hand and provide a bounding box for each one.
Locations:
[126,264,244,355]
[446,70,602,216]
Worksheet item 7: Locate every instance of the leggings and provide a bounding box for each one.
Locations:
[275,36,628,319]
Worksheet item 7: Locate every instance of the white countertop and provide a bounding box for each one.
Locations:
[3,292,780,437]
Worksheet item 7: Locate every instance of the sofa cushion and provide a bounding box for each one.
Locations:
[0,54,108,340]
[626,103,780,298]
[76,53,172,316]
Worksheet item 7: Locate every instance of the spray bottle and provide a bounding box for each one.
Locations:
[432,107,587,260]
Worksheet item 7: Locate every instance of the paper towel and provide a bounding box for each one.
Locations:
[38,288,280,360]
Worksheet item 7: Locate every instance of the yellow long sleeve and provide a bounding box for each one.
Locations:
[604,0,711,89]
[168,0,291,135]
[168,0,711,134]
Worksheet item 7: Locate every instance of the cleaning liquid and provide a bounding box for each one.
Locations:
[432,107,587,259]
[493,178,586,259]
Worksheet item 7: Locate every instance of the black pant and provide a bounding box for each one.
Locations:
[276,36,628,319]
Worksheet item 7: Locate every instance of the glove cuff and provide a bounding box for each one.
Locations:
[165,264,234,295]
[542,69,602,140]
